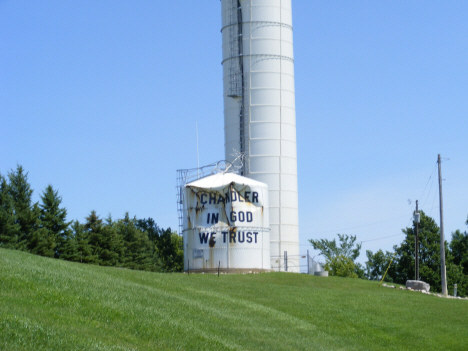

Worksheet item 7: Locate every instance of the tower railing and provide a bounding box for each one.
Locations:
[176,160,240,236]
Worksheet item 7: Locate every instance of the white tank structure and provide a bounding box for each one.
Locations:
[183,172,270,272]
[221,0,299,272]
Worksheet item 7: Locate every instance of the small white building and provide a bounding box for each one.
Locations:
[183,172,270,272]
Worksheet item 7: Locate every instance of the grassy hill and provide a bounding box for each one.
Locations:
[1,248,467,350]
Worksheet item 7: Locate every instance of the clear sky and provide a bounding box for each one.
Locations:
[1,1,467,270]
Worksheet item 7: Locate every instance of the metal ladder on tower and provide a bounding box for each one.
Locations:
[227,0,242,98]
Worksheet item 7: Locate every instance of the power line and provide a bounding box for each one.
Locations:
[405,215,413,228]
[303,203,440,247]
[358,205,440,243]
[301,231,406,246]
[309,213,411,235]
[362,233,405,243]
[419,161,438,204]
[429,189,439,218]
[312,205,439,235]
[421,163,437,209]
[301,230,406,246]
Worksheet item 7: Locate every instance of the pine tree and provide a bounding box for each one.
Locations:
[137,218,182,272]
[61,221,98,263]
[85,211,124,266]
[102,215,125,266]
[59,227,79,261]
[158,228,184,272]
[137,217,161,244]
[8,165,40,250]
[85,210,104,262]
[39,185,71,257]
[76,220,98,264]
[28,227,56,257]
[118,213,162,271]
[0,174,21,248]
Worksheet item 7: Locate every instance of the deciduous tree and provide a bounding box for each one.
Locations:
[392,211,448,289]
[450,228,468,275]
[365,249,395,282]
[309,234,362,278]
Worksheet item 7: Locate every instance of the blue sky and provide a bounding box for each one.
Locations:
[1,1,467,269]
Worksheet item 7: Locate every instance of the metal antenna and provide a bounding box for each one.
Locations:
[226,148,244,174]
[196,122,200,177]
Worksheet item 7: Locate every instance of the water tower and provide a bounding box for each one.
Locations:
[221,0,299,271]
[182,171,270,272]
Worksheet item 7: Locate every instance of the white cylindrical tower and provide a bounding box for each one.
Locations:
[221,0,299,272]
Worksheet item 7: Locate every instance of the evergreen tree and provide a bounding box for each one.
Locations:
[0,174,21,248]
[8,165,40,250]
[158,228,184,272]
[39,185,71,257]
[61,220,98,263]
[101,215,125,266]
[59,226,79,262]
[118,213,162,271]
[77,220,98,263]
[28,227,56,257]
[136,217,166,270]
[85,211,124,266]
[85,211,104,261]
[137,217,161,244]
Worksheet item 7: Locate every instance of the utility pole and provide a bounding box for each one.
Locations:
[438,154,448,295]
[414,200,419,281]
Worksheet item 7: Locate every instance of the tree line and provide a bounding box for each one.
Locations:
[310,211,468,297]
[366,211,468,297]
[0,165,183,272]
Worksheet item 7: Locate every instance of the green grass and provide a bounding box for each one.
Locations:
[1,249,467,350]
